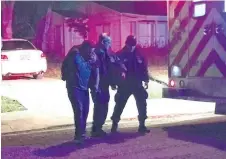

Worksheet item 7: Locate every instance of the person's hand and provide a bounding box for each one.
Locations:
[94,85,100,93]
[89,52,97,64]
[111,85,117,90]
[121,72,126,79]
[143,81,149,89]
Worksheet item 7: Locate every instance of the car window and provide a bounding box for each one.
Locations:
[1,40,36,51]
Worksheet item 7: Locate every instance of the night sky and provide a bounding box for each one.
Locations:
[95,1,167,16]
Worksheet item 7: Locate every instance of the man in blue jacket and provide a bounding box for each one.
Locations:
[61,40,99,144]
[111,35,150,134]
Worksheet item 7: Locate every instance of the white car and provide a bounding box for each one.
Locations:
[1,39,47,79]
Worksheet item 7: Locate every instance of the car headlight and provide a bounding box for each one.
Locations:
[171,65,182,77]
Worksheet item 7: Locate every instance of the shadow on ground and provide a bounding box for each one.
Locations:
[163,121,226,151]
[33,132,142,158]
[215,102,226,115]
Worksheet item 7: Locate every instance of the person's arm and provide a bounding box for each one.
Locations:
[115,51,127,79]
[88,52,100,92]
[93,67,100,92]
[143,58,149,82]
[61,58,67,81]
[140,56,149,89]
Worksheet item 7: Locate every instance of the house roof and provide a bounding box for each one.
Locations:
[52,1,167,18]
[95,1,167,16]
[52,9,87,18]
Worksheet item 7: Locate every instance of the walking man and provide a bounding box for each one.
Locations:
[61,40,99,144]
[111,35,150,134]
[90,33,120,137]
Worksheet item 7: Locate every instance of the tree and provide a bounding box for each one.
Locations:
[12,1,52,39]
[65,17,89,39]
[1,1,15,38]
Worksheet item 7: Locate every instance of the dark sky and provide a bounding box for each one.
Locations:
[95,1,167,16]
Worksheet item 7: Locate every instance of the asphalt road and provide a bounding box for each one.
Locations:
[2,118,226,159]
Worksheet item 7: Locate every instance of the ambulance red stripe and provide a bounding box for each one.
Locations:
[169,1,186,29]
[196,50,226,77]
[216,34,226,52]
[169,18,189,52]
[170,13,209,68]
[182,30,213,76]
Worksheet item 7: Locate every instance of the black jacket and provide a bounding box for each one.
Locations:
[89,44,124,89]
[117,46,149,84]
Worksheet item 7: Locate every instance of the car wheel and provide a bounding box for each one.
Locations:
[33,72,44,79]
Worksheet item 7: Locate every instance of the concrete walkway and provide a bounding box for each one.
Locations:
[1,97,218,134]
[1,78,221,134]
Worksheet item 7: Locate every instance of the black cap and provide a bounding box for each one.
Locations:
[125,35,137,46]
[81,40,95,49]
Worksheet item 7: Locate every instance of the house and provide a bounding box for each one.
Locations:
[39,2,167,57]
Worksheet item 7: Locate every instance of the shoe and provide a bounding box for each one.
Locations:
[74,137,84,145]
[82,134,91,140]
[91,129,107,137]
[111,122,118,133]
[138,126,150,134]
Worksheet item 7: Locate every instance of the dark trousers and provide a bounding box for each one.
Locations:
[91,85,110,131]
[111,83,148,124]
[67,87,89,138]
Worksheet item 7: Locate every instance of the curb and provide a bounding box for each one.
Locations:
[1,112,217,136]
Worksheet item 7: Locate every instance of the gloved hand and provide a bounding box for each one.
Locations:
[111,85,117,90]
[121,72,126,79]
[88,52,97,64]
[143,81,149,89]
[94,84,100,93]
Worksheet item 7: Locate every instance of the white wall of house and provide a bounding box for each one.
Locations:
[45,2,167,57]
[121,13,167,48]
[63,22,84,56]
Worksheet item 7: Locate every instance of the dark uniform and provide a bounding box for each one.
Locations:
[61,41,98,144]
[90,33,119,137]
[111,35,150,134]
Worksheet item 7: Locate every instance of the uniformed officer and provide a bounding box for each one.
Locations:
[61,40,99,144]
[111,35,150,134]
[90,33,119,137]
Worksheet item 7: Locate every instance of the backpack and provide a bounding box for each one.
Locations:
[61,46,79,81]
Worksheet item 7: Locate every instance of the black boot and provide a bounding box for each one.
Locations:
[111,121,118,133]
[74,132,84,145]
[91,126,107,137]
[138,121,150,134]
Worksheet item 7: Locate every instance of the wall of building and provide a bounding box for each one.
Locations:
[41,2,167,57]
[121,13,167,48]
[88,10,121,52]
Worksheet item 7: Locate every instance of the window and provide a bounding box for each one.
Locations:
[193,0,206,18]
[155,22,167,48]
[103,24,110,35]
[138,22,153,47]
[130,22,136,36]
[2,40,36,50]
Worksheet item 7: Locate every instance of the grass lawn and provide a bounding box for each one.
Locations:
[45,61,168,99]
[1,96,27,113]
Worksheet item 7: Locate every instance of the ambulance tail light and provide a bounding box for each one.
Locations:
[169,79,175,87]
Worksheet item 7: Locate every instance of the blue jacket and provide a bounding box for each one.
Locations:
[61,47,99,90]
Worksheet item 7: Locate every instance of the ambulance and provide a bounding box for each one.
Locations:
[163,0,226,100]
